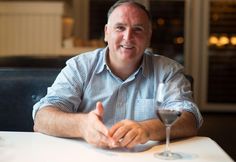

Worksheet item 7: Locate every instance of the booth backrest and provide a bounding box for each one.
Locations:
[0,68,61,131]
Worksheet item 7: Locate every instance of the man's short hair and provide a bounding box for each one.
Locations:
[107,0,152,22]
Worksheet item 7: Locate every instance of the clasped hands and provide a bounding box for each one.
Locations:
[80,102,150,149]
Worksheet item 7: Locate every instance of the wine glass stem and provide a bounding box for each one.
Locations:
[165,125,171,154]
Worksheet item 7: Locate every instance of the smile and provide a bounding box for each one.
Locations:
[121,45,134,49]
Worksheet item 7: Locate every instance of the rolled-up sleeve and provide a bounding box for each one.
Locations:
[159,62,203,128]
[162,100,203,128]
[32,58,84,120]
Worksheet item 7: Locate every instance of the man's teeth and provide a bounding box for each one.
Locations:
[122,45,133,49]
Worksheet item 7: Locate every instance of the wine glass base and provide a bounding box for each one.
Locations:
[154,151,182,160]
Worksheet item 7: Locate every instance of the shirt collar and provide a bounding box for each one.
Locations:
[96,47,109,74]
[140,53,150,78]
[96,47,150,78]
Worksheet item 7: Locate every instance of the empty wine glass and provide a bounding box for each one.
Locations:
[154,107,182,160]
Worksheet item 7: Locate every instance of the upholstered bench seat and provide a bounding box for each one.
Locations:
[0,68,61,131]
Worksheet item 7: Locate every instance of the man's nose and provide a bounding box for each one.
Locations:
[123,29,133,40]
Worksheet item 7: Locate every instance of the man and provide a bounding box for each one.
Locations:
[33,0,203,149]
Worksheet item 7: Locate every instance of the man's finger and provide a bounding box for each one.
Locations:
[109,122,123,136]
[94,101,104,120]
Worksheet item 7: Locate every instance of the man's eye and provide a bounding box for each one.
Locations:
[116,26,125,31]
[133,27,144,32]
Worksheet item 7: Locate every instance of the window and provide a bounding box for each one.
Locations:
[207,0,236,104]
[89,0,115,40]
[198,0,236,111]
[150,0,185,64]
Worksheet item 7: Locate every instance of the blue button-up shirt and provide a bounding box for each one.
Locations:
[33,47,203,128]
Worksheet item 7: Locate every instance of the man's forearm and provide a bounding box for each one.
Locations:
[34,104,114,148]
[34,106,85,138]
[140,111,198,141]
[171,111,198,139]
[139,119,165,141]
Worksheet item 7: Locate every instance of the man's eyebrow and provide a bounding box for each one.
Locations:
[133,24,145,28]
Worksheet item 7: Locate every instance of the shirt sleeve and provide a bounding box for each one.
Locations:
[32,57,85,120]
[159,61,203,128]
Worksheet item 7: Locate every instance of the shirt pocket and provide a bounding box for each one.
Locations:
[134,99,157,121]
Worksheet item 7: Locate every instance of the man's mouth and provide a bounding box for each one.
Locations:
[121,45,134,49]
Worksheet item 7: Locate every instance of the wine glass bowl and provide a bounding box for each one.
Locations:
[156,109,182,126]
[154,107,182,160]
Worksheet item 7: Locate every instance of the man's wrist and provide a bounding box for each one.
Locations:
[139,121,151,141]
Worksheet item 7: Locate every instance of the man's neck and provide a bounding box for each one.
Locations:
[107,58,142,81]
[110,64,137,81]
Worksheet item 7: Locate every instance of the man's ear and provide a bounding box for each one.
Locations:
[104,24,108,42]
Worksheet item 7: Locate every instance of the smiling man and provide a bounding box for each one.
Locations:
[104,1,152,80]
[33,0,203,149]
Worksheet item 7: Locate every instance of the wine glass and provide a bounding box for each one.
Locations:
[154,107,182,160]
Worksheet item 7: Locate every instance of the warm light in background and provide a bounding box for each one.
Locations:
[209,35,218,45]
[157,18,165,26]
[230,36,236,45]
[218,35,230,46]
[208,34,236,47]
[175,36,184,44]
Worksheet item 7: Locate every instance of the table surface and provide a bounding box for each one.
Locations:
[0,131,233,162]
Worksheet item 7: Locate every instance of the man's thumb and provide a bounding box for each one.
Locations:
[95,101,104,120]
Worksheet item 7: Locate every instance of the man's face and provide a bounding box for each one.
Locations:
[104,4,152,67]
